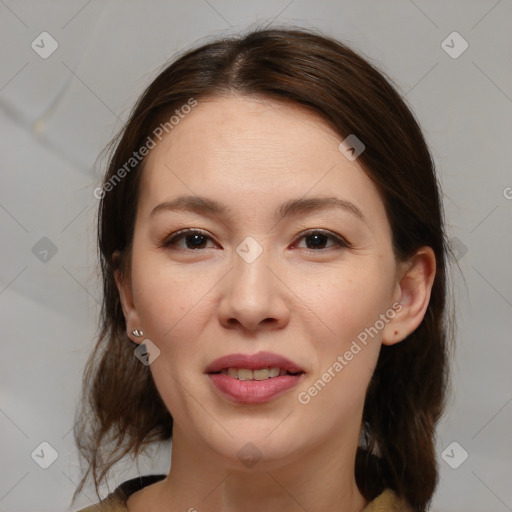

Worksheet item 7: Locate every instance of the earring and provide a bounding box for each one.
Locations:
[132,329,144,337]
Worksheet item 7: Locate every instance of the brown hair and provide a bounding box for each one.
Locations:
[73,26,453,510]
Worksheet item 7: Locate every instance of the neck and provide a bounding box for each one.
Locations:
[147,424,368,512]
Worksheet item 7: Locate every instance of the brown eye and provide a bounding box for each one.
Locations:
[161,229,217,250]
[160,228,350,252]
[294,230,350,250]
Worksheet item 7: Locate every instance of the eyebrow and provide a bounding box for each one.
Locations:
[150,194,367,224]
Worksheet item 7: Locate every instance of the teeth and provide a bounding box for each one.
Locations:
[269,368,280,378]
[237,368,253,381]
[253,368,269,380]
[220,367,292,380]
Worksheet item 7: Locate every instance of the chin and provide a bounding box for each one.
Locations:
[199,420,305,468]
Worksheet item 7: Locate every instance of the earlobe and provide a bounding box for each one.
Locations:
[382,246,436,346]
[114,261,143,344]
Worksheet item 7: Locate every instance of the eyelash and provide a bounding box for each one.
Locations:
[160,228,351,252]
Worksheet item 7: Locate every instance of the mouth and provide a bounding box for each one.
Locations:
[210,367,305,380]
[205,351,306,404]
[205,351,305,376]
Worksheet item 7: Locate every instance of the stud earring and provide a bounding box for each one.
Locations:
[132,329,144,337]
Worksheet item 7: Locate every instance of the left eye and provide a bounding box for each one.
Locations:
[293,229,350,250]
[161,229,350,251]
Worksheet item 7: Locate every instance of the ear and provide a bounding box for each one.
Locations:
[382,246,436,346]
[113,251,144,344]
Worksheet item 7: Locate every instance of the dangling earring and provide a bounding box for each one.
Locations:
[132,329,144,337]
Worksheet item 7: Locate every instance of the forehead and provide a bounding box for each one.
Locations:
[144,95,340,177]
[138,96,387,226]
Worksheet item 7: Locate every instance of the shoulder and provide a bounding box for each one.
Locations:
[73,474,167,512]
[74,499,125,512]
[362,488,413,512]
[74,479,410,512]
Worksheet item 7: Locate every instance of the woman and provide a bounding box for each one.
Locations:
[73,27,452,512]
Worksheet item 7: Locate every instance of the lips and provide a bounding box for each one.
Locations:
[204,351,305,375]
[205,351,306,404]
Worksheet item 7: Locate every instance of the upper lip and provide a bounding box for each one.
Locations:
[205,351,305,374]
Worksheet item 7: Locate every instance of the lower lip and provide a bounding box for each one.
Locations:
[207,373,304,404]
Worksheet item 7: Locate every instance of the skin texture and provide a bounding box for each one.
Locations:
[115,96,436,512]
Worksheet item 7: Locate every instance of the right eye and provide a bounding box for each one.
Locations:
[160,229,218,250]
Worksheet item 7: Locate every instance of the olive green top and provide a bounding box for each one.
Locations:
[75,474,412,511]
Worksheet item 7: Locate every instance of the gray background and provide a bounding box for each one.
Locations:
[1,1,511,511]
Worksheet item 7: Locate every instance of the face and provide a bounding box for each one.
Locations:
[116,95,412,470]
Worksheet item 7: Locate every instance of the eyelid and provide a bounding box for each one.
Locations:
[293,228,351,249]
[159,227,216,249]
[160,227,351,250]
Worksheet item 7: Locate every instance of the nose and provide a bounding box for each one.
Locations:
[217,248,291,332]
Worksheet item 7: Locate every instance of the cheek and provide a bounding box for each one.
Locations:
[296,284,385,418]
[131,261,210,421]
[292,262,392,405]
[131,251,209,341]
[130,258,221,420]
[293,258,394,343]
